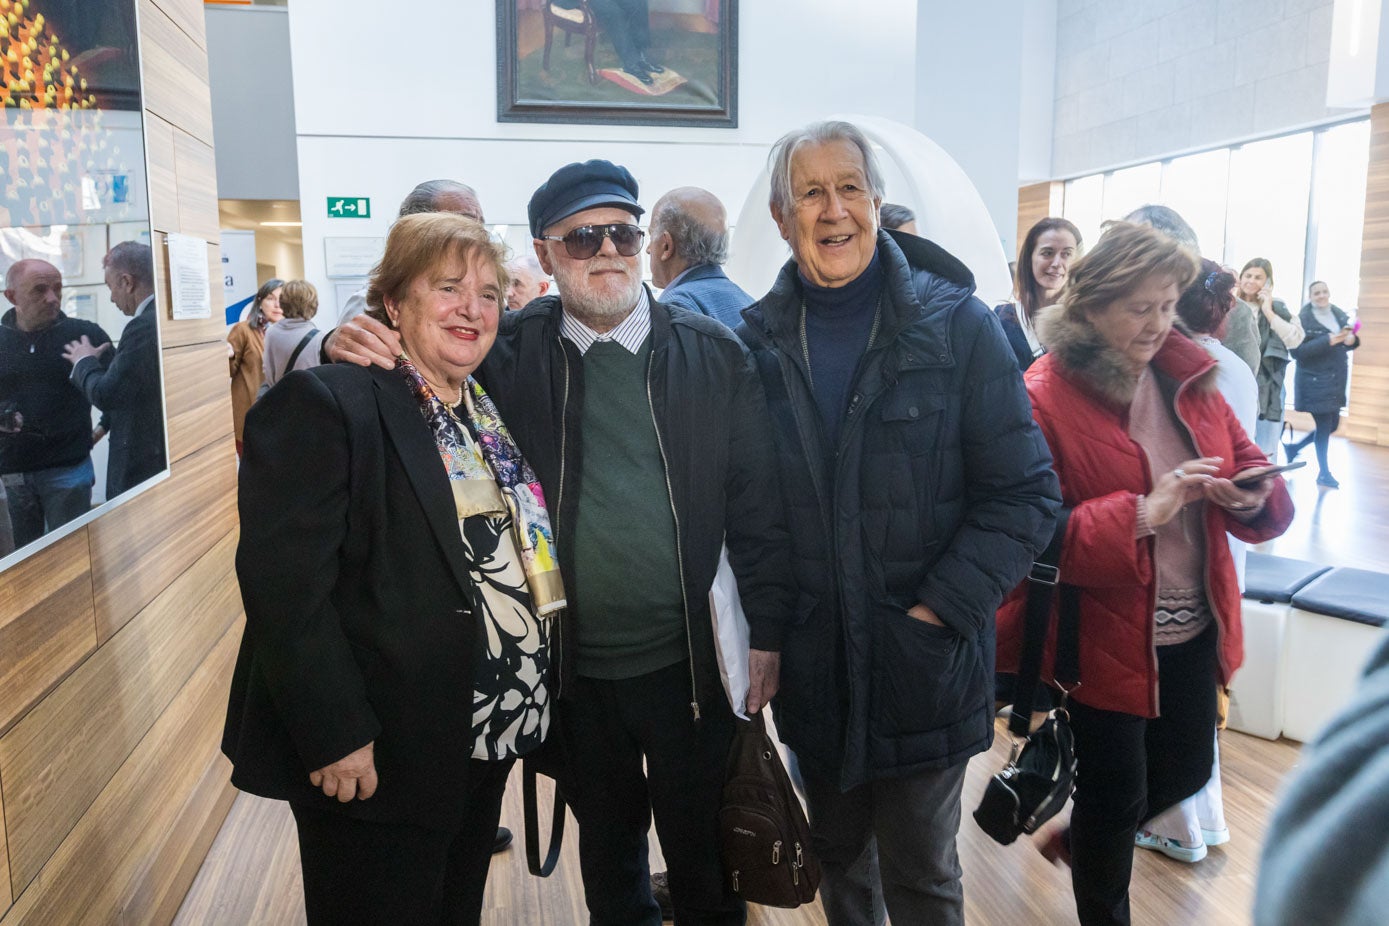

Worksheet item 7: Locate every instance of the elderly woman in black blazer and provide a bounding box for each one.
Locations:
[222,214,564,925]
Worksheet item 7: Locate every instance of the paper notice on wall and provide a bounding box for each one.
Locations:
[167,233,212,320]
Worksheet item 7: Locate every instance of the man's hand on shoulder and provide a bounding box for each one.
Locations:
[325,314,402,369]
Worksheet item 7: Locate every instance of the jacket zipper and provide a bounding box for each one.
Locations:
[552,333,571,701]
[647,351,700,722]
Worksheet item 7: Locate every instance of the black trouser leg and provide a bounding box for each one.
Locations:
[560,660,743,926]
[1312,411,1340,477]
[1067,628,1218,926]
[588,0,650,69]
[440,759,516,925]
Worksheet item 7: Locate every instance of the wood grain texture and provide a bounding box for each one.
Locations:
[154,238,233,350]
[137,0,214,144]
[149,0,208,51]
[87,441,237,642]
[0,784,10,911]
[0,530,240,895]
[1351,101,1389,446]
[173,131,220,243]
[0,529,97,737]
[145,115,180,236]
[1016,181,1063,266]
[164,341,235,464]
[0,625,241,926]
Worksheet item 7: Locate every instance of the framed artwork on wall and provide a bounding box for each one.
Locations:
[497,0,737,127]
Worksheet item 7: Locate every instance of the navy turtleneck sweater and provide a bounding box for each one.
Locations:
[799,248,884,450]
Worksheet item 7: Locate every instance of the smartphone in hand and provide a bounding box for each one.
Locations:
[1231,460,1306,488]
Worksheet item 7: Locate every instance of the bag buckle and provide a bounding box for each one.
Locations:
[1029,562,1060,586]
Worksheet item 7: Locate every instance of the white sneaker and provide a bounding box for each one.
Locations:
[1201,826,1230,847]
[1135,830,1207,863]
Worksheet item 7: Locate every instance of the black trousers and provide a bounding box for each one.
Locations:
[1067,627,1218,926]
[589,0,652,69]
[559,659,743,926]
[1289,411,1340,476]
[289,757,513,926]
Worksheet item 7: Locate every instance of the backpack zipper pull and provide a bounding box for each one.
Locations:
[691,700,701,722]
[772,840,782,865]
[732,870,739,892]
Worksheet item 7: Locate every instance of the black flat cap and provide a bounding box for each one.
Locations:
[528,159,643,239]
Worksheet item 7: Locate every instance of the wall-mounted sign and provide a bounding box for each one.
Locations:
[167,232,212,320]
[327,196,371,219]
[324,236,386,278]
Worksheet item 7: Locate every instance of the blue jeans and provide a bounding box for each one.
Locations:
[801,760,968,926]
[2,458,94,548]
[1255,415,1283,461]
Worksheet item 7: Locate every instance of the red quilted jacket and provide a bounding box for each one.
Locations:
[997,314,1295,718]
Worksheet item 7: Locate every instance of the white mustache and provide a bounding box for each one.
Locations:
[588,261,630,274]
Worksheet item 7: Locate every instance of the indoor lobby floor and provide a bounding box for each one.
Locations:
[175,437,1387,926]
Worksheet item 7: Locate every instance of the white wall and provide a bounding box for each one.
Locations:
[1053,0,1344,178]
[286,0,926,296]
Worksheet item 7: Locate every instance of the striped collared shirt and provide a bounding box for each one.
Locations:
[560,287,651,356]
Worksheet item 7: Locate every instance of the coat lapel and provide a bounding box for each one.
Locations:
[370,368,474,598]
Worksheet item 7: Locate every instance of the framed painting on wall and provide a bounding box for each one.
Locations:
[497,0,737,127]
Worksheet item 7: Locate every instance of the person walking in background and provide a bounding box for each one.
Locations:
[1222,258,1304,457]
[646,186,752,328]
[262,280,324,389]
[1285,281,1360,488]
[998,222,1294,926]
[228,279,284,456]
[996,217,1082,371]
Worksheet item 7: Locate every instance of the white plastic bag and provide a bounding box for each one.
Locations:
[709,542,750,720]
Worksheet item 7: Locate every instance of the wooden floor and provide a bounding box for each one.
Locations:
[176,437,1389,926]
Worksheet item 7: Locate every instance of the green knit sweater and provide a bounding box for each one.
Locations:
[572,338,687,679]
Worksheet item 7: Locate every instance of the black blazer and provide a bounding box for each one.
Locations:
[70,298,166,496]
[222,363,485,831]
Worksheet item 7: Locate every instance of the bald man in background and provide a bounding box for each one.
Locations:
[505,254,551,311]
[647,187,752,329]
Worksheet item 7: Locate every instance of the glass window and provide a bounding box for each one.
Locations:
[1159,149,1230,257]
[1307,120,1371,312]
[1062,173,1104,253]
[1101,162,1162,227]
[1224,133,1315,306]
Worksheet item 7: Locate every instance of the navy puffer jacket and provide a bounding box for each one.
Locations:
[736,231,1060,789]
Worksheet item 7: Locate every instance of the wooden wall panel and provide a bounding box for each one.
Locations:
[87,441,237,642]
[173,133,221,242]
[146,115,180,237]
[0,626,241,926]
[1350,102,1389,446]
[0,531,240,894]
[164,342,236,464]
[138,0,214,144]
[1016,181,1063,267]
[151,0,208,50]
[154,238,231,350]
[0,530,97,736]
[0,786,9,911]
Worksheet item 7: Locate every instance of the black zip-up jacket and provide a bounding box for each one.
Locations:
[736,230,1060,789]
[478,290,794,719]
[0,309,111,475]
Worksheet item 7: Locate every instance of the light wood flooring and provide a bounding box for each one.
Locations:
[177,437,1389,926]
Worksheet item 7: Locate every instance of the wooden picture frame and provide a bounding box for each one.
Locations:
[497,0,737,128]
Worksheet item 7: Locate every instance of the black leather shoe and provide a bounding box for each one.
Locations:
[1316,472,1340,489]
[623,63,655,85]
[639,55,665,74]
[651,870,674,920]
[492,826,513,854]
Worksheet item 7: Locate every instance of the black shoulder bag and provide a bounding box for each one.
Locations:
[974,510,1080,845]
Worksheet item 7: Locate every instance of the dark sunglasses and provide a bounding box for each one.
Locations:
[541,223,645,259]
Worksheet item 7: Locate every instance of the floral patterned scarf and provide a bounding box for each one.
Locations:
[396,354,566,616]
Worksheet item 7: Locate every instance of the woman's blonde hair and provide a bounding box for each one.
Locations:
[278,279,319,320]
[1062,221,1199,321]
[365,213,508,327]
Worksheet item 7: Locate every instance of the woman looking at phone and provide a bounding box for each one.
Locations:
[1286,281,1360,488]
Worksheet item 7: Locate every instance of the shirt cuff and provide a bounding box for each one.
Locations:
[1135,495,1156,539]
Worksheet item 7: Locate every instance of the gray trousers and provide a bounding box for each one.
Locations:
[801,759,968,926]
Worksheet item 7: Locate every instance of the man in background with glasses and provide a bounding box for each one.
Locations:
[328,159,793,925]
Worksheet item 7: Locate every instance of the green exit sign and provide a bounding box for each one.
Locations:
[327,197,371,218]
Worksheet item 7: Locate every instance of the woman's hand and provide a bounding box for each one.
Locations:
[1204,468,1276,521]
[326,315,402,370]
[1258,285,1275,314]
[1146,456,1222,526]
[309,741,378,802]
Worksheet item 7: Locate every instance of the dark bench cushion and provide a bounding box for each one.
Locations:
[1244,553,1332,604]
[1289,567,1389,628]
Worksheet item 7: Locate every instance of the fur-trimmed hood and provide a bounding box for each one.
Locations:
[1035,302,1218,407]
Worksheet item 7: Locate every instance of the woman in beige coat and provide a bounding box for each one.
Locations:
[228,278,283,456]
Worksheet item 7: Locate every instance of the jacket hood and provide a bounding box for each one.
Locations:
[1,308,15,329]
[1036,302,1217,407]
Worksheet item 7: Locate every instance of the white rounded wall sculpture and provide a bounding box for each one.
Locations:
[726,115,1014,309]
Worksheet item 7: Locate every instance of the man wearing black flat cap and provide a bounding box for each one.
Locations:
[329,159,793,925]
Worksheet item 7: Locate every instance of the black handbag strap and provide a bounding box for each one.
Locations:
[1008,509,1079,737]
[284,328,319,375]
[523,759,566,877]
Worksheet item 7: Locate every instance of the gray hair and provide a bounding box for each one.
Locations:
[652,198,730,267]
[104,241,155,289]
[1124,204,1200,253]
[398,179,480,218]
[507,253,549,281]
[768,121,886,218]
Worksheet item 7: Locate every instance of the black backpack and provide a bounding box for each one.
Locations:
[718,711,820,907]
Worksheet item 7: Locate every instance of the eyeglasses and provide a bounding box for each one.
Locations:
[541,223,645,260]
